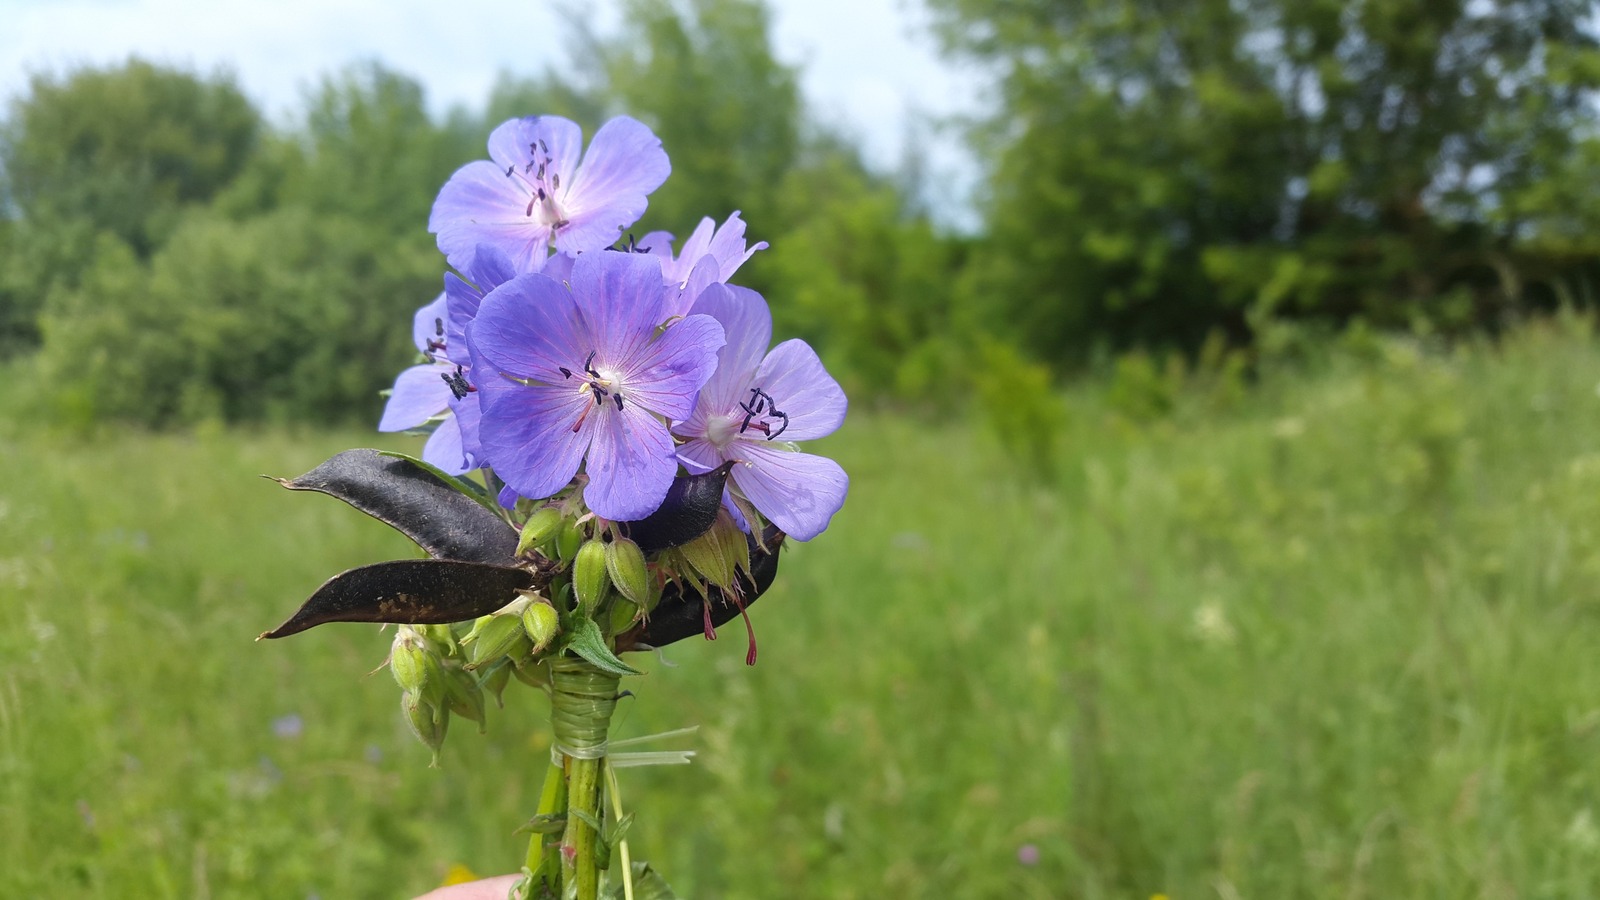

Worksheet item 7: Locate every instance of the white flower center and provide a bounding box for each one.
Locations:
[705,413,741,450]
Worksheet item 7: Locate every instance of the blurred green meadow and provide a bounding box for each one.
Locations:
[5,317,1600,898]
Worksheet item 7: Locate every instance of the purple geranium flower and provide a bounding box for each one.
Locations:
[673,284,848,541]
[467,252,725,521]
[429,116,670,275]
[638,211,767,315]
[378,246,521,474]
[378,292,472,472]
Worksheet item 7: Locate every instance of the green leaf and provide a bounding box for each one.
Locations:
[603,811,635,849]
[564,618,642,676]
[600,861,678,900]
[512,814,567,836]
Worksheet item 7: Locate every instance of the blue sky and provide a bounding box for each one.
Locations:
[0,0,982,225]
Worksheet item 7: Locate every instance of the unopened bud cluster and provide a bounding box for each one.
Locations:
[387,499,756,761]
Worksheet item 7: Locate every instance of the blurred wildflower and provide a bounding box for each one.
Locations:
[1192,599,1236,645]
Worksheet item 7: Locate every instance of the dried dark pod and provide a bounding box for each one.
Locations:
[263,452,749,640]
[271,449,518,566]
[261,559,534,639]
[621,526,785,651]
[618,462,734,554]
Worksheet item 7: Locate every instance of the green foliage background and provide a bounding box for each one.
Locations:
[5,0,1599,425]
[5,1,1600,895]
[6,319,1600,896]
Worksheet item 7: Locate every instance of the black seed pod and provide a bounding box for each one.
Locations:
[619,462,734,554]
[270,449,518,565]
[260,560,534,639]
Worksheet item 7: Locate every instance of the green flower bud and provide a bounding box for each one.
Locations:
[417,624,460,657]
[555,518,584,562]
[605,537,650,606]
[521,599,561,652]
[479,658,513,708]
[573,539,611,616]
[465,613,534,670]
[511,659,551,689]
[607,596,640,636]
[517,507,563,557]
[442,666,487,733]
[401,689,449,767]
[389,627,432,695]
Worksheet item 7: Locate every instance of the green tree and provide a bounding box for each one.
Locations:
[0,59,262,351]
[590,0,802,236]
[36,207,439,428]
[0,58,260,256]
[928,0,1600,361]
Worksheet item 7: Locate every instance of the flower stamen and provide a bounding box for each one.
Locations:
[737,387,789,440]
[441,366,475,401]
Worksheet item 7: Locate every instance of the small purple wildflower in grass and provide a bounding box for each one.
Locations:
[272,714,304,740]
[638,211,768,315]
[1017,844,1040,866]
[467,252,725,521]
[673,284,848,541]
[429,115,669,275]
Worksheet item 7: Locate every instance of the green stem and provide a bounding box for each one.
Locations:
[563,755,603,899]
[605,759,635,900]
[523,755,567,887]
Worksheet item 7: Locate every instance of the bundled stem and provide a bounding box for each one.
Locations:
[538,656,622,900]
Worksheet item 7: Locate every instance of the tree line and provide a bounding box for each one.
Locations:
[2,0,1596,429]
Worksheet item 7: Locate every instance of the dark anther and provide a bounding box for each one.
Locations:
[590,384,607,405]
[426,338,447,355]
[551,172,560,190]
[558,366,573,380]
[583,351,601,379]
[537,162,545,179]
[737,387,788,439]
[505,164,515,177]
[613,393,625,411]
[537,188,546,202]
[434,317,445,337]
[441,367,473,401]
[539,139,549,154]
[524,159,535,174]
[525,196,537,217]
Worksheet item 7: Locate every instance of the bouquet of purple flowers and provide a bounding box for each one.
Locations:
[261,115,848,899]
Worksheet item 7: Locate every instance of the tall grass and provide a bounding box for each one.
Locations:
[4,317,1600,897]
